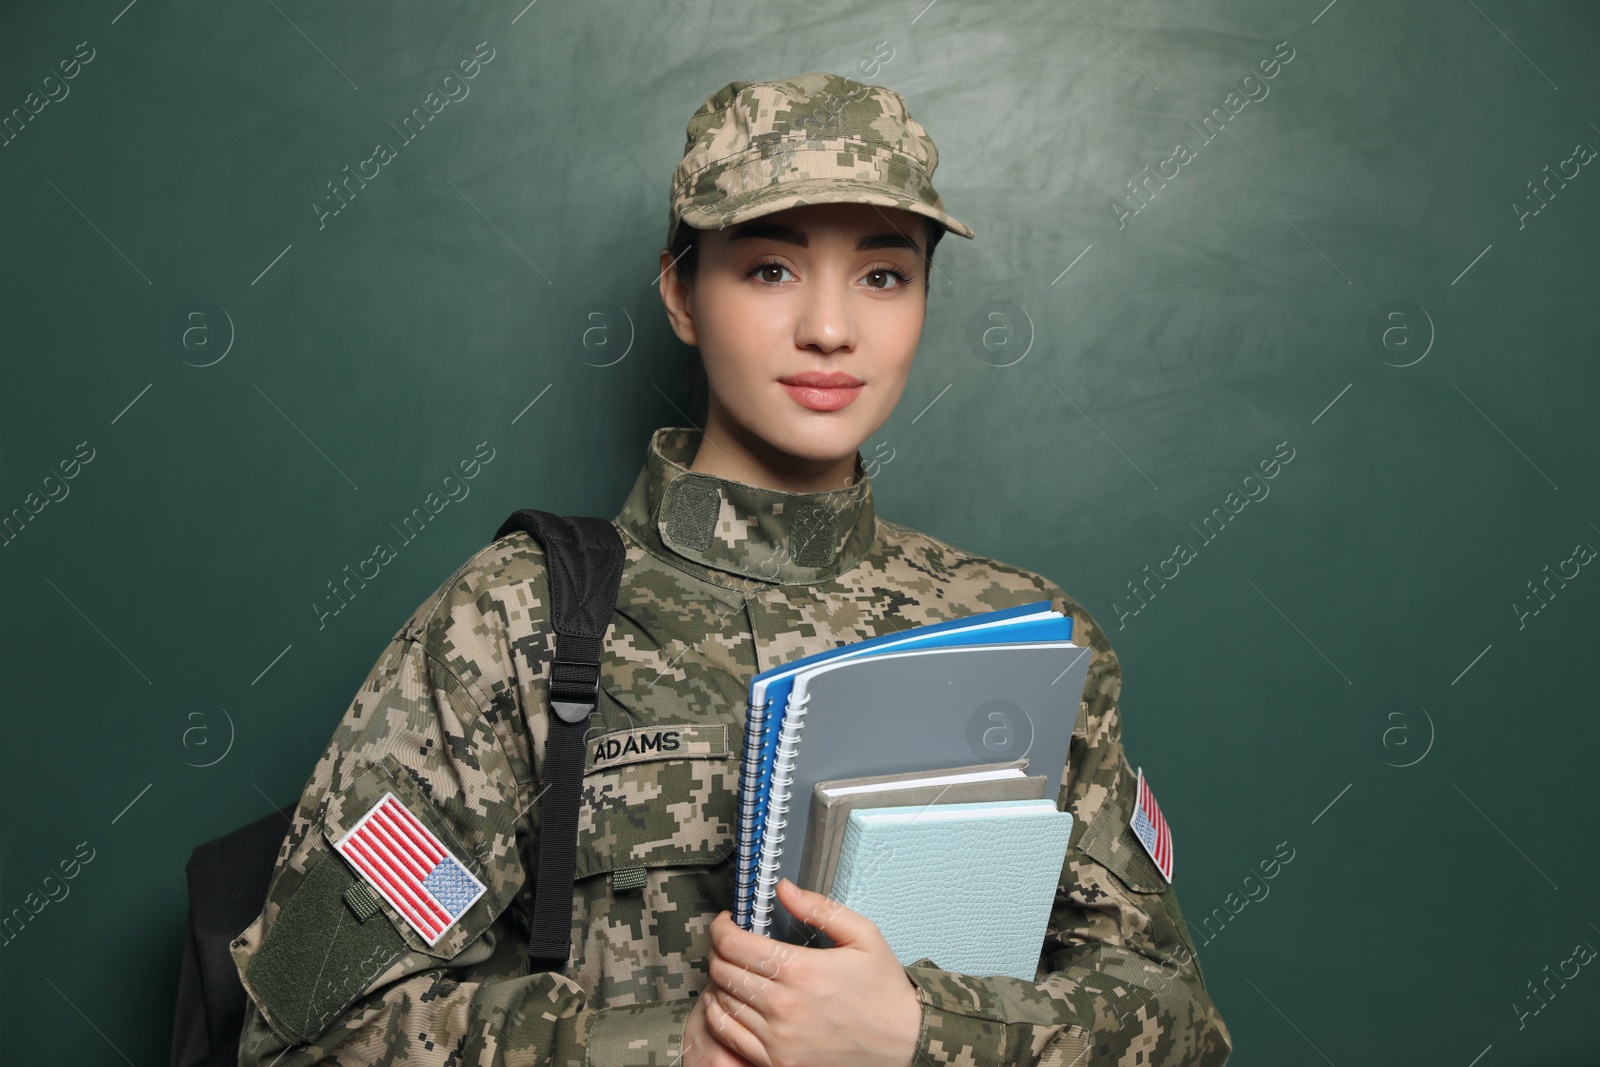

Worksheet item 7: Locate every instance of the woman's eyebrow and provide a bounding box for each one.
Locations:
[727,221,922,255]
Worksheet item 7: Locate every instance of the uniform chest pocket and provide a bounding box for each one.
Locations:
[573,722,738,880]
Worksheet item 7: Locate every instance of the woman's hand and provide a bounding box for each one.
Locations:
[700,878,924,1067]
[682,986,761,1067]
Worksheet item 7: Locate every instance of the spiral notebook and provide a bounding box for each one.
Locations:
[731,602,1093,939]
[732,601,1062,928]
[750,640,1092,941]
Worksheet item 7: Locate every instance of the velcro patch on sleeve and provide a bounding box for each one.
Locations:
[243,851,407,1045]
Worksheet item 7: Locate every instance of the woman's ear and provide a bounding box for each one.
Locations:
[658,250,699,346]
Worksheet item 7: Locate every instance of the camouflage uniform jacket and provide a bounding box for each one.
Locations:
[231,426,1231,1067]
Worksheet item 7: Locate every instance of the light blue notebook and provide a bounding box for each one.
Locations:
[826,799,1073,981]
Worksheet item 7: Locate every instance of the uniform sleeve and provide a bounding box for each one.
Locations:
[230,563,696,1067]
[896,585,1232,1067]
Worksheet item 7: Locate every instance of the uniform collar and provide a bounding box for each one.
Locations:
[615,426,877,586]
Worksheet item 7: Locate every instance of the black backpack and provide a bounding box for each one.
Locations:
[170,511,623,1067]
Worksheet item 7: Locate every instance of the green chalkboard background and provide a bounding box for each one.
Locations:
[2,1,1596,1063]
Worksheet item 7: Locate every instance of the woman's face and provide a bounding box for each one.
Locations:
[660,202,930,472]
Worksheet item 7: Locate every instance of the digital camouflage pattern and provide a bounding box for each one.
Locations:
[667,72,977,249]
[231,426,1230,1066]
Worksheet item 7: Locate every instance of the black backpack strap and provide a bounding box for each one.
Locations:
[492,509,624,968]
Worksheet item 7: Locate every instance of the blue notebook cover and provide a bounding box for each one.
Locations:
[826,799,1073,981]
[732,601,1070,927]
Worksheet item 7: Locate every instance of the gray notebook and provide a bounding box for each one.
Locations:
[798,760,1048,899]
[751,640,1093,942]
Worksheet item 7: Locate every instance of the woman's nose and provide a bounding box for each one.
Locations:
[791,279,855,353]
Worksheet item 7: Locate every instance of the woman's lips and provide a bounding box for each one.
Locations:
[781,382,863,411]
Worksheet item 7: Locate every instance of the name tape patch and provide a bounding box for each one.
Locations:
[332,791,486,945]
[1130,767,1174,883]
[587,722,728,773]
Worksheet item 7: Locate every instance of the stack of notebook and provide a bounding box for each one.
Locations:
[731,600,1094,980]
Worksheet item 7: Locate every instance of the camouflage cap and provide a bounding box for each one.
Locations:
[667,72,975,250]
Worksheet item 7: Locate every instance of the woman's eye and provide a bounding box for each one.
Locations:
[750,262,793,284]
[863,267,910,290]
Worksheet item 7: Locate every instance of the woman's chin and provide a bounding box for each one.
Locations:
[766,413,874,466]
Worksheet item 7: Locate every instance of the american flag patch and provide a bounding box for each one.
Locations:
[1130,768,1173,883]
[332,792,487,945]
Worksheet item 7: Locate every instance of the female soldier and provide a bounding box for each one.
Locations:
[230,73,1229,1067]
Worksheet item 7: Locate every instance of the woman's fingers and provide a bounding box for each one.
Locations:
[704,987,772,1067]
[708,947,776,1012]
